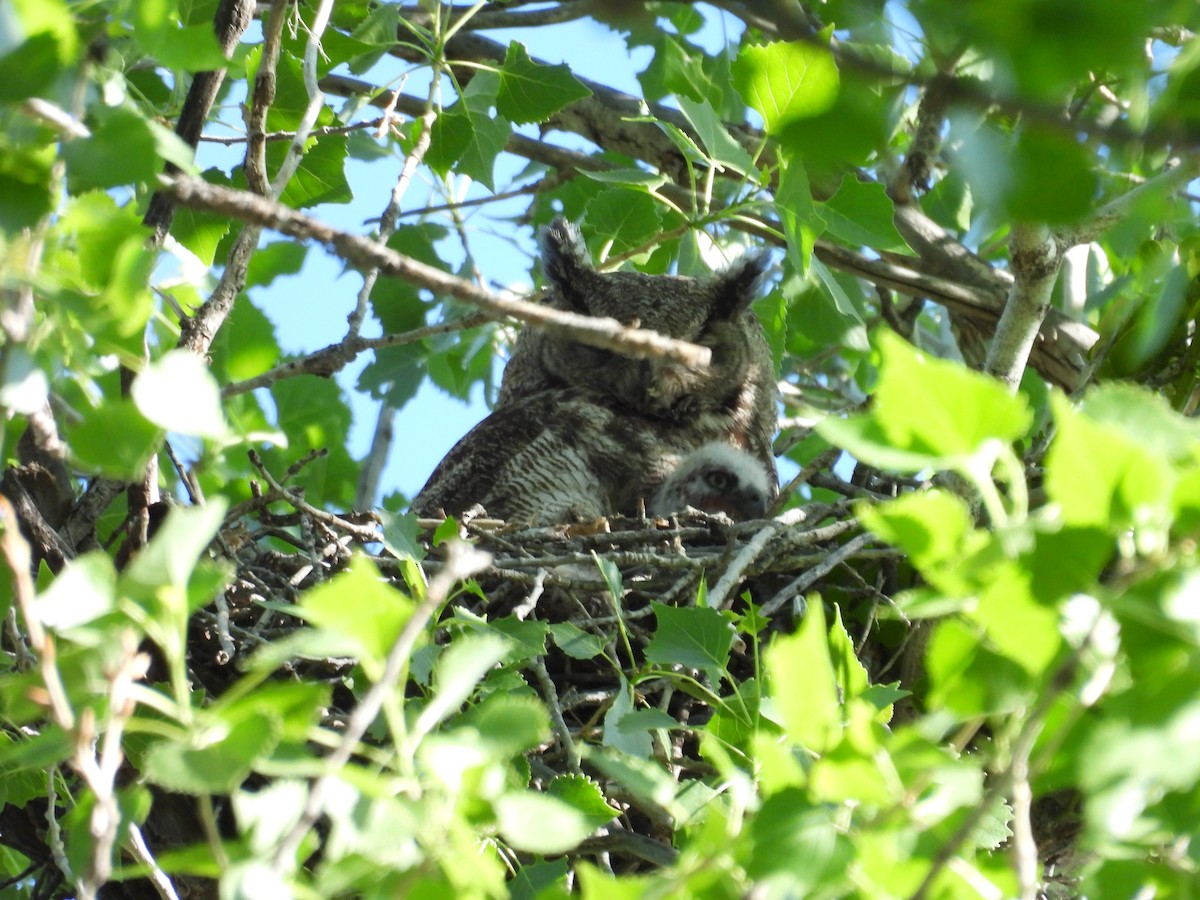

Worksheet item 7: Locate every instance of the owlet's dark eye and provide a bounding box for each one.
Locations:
[705,469,734,492]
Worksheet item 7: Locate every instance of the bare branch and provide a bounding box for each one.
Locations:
[986,224,1065,390]
[1060,156,1200,249]
[143,0,255,243]
[160,174,714,368]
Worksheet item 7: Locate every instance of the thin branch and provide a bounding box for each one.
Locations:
[532,656,583,773]
[126,824,180,900]
[1060,156,1200,248]
[221,313,490,397]
[706,522,786,611]
[985,224,1064,390]
[160,174,714,368]
[198,115,398,145]
[761,530,872,617]
[350,63,442,507]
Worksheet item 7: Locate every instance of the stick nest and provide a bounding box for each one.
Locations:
[189,453,911,872]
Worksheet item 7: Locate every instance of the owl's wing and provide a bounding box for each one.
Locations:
[412,390,634,525]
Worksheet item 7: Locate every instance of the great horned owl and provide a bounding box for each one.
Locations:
[498,219,780,493]
[412,393,772,526]
[649,443,771,521]
[411,388,660,525]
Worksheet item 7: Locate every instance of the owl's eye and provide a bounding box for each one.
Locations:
[705,469,734,492]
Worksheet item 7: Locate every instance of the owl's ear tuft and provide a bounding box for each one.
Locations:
[709,251,770,320]
[539,218,596,311]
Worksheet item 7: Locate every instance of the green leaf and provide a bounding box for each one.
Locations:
[922,170,973,232]
[142,710,282,794]
[592,553,624,602]
[510,860,569,900]
[427,73,511,190]
[416,634,512,734]
[62,106,195,192]
[67,399,160,480]
[142,22,228,71]
[731,41,839,135]
[0,144,54,230]
[271,134,352,208]
[583,191,664,256]
[1079,382,1200,463]
[580,168,669,190]
[122,501,229,592]
[0,730,73,807]
[496,43,592,125]
[970,558,1063,675]
[767,601,840,752]
[58,192,150,289]
[602,675,651,759]
[208,298,281,383]
[1046,391,1173,532]
[582,745,683,820]
[926,618,1032,718]
[1007,127,1099,224]
[466,694,551,756]
[576,862,654,900]
[0,0,78,103]
[857,489,980,594]
[645,602,735,685]
[169,201,231,268]
[297,556,415,678]
[495,792,596,855]
[827,605,870,705]
[550,622,607,660]
[818,330,1032,469]
[821,176,909,253]
[677,96,755,175]
[486,616,549,663]
[31,552,116,631]
[546,774,619,830]
[746,793,851,888]
[775,155,824,273]
[131,350,230,439]
[637,34,710,103]
[263,376,358,507]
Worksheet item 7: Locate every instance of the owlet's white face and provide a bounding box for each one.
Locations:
[650,443,771,521]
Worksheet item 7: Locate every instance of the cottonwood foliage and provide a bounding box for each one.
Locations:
[1,0,1199,897]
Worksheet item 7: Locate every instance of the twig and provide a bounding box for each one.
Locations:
[247,451,380,542]
[532,656,583,773]
[199,115,399,144]
[126,824,180,900]
[706,522,786,611]
[176,0,310,359]
[20,98,91,138]
[351,67,441,507]
[1060,156,1200,248]
[908,619,1104,900]
[46,767,73,885]
[769,446,842,515]
[761,531,872,617]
